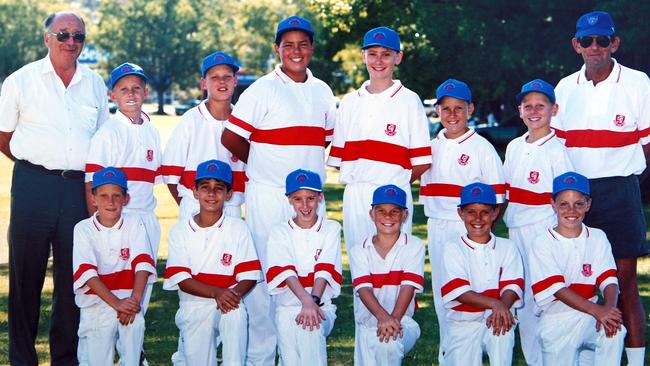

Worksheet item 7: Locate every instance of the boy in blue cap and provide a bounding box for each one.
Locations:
[72,167,157,365]
[502,78,573,365]
[439,182,523,365]
[418,78,505,363]
[163,159,262,365]
[327,26,432,252]
[266,169,342,366]
[349,184,425,366]
[528,172,625,365]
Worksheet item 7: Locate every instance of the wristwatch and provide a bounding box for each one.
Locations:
[311,295,323,307]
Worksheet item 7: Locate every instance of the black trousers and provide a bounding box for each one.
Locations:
[9,160,87,366]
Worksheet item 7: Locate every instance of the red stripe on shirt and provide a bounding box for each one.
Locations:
[492,184,507,194]
[532,275,565,295]
[329,146,343,159]
[639,126,650,139]
[193,273,237,288]
[315,263,343,284]
[74,263,98,282]
[569,283,596,299]
[232,171,248,193]
[251,126,326,147]
[229,115,256,134]
[86,270,135,294]
[451,289,499,312]
[560,129,641,148]
[234,260,261,276]
[85,163,103,173]
[325,128,334,137]
[400,272,425,287]
[120,167,158,183]
[420,183,463,197]
[164,266,191,279]
[499,278,524,292]
[441,278,470,297]
[353,271,423,289]
[161,165,184,177]
[266,265,297,283]
[338,140,412,169]
[596,269,617,288]
[507,187,552,206]
[131,254,155,271]
[409,146,432,159]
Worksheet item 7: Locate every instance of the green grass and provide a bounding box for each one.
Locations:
[0,111,649,365]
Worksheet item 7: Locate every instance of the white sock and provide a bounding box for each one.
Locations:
[625,347,645,366]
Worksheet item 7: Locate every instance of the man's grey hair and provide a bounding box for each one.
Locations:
[44,12,86,32]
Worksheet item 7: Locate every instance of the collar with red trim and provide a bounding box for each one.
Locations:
[547,224,590,241]
[197,100,234,123]
[287,215,323,232]
[577,58,621,85]
[188,211,226,232]
[92,212,124,232]
[357,79,404,98]
[461,234,496,250]
[438,127,476,145]
[114,109,150,126]
[524,129,556,146]
[273,64,314,85]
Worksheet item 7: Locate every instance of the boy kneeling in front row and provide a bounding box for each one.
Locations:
[440,182,524,365]
[529,172,625,365]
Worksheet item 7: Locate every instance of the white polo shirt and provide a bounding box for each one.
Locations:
[72,213,157,308]
[529,225,618,315]
[0,55,109,170]
[163,213,262,304]
[349,233,425,328]
[552,59,650,178]
[85,111,162,212]
[224,65,337,187]
[503,130,573,228]
[266,217,342,307]
[440,234,524,321]
[161,101,246,207]
[419,128,506,220]
[327,80,432,187]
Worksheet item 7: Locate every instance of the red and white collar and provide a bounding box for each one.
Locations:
[577,58,622,85]
[363,232,408,249]
[92,212,124,232]
[287,215,324,232]
[188,211,226,232]
[197,100,233,123]
[461,234,496,250]
[273,64,314,85]
[524,129,556,146]
[547,224,590,241]
[114,110,150,126]
[438,127,476,145]
[357,79,404,98]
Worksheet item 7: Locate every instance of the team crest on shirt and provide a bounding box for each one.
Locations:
[120,248,130,260]
[581,264,593,277]
[385,124,397,136]
[314,249,322,261]
[614,114,625,127]
[146,149,154,162]
[221,253,232,266]
[458,154,470,166]
[528,171,540,184]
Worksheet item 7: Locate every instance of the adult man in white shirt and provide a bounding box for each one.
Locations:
[0,12,109,365]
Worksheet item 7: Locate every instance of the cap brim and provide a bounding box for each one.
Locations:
[275,28,314,42]
[362,42,400,52]
[575,28,615,38]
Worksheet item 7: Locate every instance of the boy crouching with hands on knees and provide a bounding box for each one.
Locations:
[163,159,262,366]
[73,167,156,365]
[440,182,524,366]
[529,172,625,365]
[349,185,425,366]
[266,169,342,366]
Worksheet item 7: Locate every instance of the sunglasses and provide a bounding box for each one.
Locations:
[577,35,611,48]
[48,31,86,43]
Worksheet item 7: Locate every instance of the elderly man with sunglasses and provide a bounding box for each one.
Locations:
[551,10,649,366]
[0,11,109,365]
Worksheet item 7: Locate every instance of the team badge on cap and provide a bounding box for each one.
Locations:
[459,182,497,207]
[575,11,615,38]
[285,169,323,196]
[201,51,239,77]
[552,171,590,196]
[92,167,128,190]
[362,26,401,52]
[110,62,148,89]
[516,79,556,104]
[371,184,407,209]
[275,15,314,43]
[436,79,472,104]
[194,159,233,187]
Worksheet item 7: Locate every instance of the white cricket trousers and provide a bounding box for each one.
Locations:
[354,316,420,366]
[171,301,248,366]
[274,304,337,366]
[508,215,555,366]
[343,182,413,250]
[244,181,325,365]
[77,301,145,366]
[426,217,466,365]
[538,310,626,366]
[444,319,515,366]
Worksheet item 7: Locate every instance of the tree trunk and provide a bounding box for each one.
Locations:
[156,86,166,115]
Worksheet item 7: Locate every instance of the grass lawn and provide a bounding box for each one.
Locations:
[0,110,649,365]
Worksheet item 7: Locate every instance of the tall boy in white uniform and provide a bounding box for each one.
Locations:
[221,15,337,365]
[73,167,157,365]
[502,79,573,365]
[163,159,262,366]
[327,26,431,250]
[529,171,626,365]
[162,52,246,219]
[418,79,505,363]
[266,169,342,366]
[440,182,524,365]
[349,185,425,366]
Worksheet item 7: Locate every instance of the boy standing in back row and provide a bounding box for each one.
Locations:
[327,26,431,250]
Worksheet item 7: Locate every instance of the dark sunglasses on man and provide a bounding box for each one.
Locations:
[577,35,612,48]
[47,31,86,43]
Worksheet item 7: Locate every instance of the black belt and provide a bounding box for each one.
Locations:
[18,159,85,179]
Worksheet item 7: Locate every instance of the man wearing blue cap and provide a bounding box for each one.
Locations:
[0,11,109,364]
[327,26,431,252]
[73,166,157,365]
[162,51,247,221]
[552,11,649,364]
[221,15,337,365]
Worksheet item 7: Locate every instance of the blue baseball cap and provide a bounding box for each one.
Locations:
[516,79,556,104]
[372,184,407,209]
[194,159,232,187]
[459,182,496,207]
[436,79,472,104]
[110,63,147,89]
[275,15,314,44]
[553,172,590,196]
[92,167,128,190]
[362,26,401,52]
[285,169,322,196]
[575,11,615,38]
[201,51,239,78]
